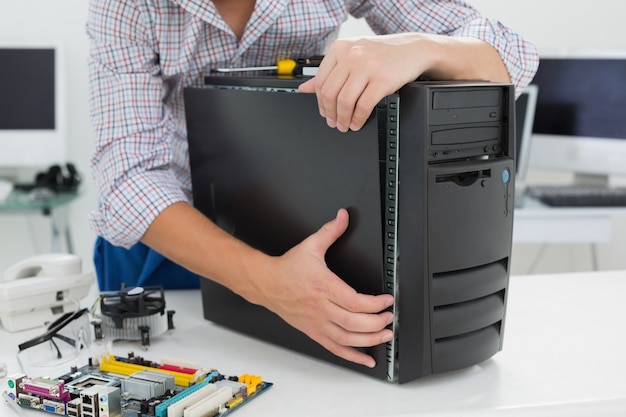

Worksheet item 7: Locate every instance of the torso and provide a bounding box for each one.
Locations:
[212,0,256,40]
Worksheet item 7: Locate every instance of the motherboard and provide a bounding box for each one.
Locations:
[3,352,272,417]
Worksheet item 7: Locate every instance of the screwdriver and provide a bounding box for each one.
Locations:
[212,56,323,76]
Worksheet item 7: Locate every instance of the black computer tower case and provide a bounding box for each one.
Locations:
[184,79,515,383]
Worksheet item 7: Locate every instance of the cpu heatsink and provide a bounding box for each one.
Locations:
[92,285,174,349]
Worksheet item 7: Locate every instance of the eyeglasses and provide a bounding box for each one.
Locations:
[17,308,92,374]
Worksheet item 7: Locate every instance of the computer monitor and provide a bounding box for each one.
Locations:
[528,51,626,180]
[0,43,66,170]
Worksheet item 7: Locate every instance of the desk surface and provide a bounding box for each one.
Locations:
[2,270,626,417]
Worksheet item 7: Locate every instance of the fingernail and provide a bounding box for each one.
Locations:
[326,118,337,128]
[319,108,326,118]
[365,358,376,368]
[381,330,394,343]
[350,123,361,131]
[336,122,348,132]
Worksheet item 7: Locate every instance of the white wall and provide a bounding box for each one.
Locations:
[0,1,96,275]
[1,1,625,277]
[340,0,626,51]
[467,0,626,52]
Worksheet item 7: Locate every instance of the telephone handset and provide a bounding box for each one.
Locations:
[0,253,94,333]
[3,253,82,281]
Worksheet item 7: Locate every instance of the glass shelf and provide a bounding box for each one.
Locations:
[0,189,79,213]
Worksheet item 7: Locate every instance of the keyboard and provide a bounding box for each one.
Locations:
[527,185,626,207]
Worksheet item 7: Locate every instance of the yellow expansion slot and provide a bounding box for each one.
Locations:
[98,355,196,387]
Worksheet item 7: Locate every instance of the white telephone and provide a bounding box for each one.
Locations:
[0,253,94,332]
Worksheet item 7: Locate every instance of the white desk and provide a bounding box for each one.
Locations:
[2,270,626,416]
[513,196,626,244]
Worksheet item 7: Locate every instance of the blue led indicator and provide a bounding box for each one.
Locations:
[502,168,510,184]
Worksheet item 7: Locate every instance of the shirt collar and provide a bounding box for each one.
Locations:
[170,0,291,53]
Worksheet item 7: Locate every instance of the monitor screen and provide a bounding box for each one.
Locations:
[0,44,65,168]
[528,51,626,177]
[532,56,626,140]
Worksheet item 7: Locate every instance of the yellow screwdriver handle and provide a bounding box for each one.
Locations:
[276,59,297,75]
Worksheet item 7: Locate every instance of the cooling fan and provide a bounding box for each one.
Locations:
[92,285,175,349]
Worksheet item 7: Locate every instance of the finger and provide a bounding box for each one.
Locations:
[316,65,349,129]
[297,77,316,93]
[308,208,349,253]
[310,330,381,368]
[327,342,377,368]
[348,81,392,131]
[309,51,337,110]
[317,42,371,131]
[334,74,370,132]
[327,301,394,333]
[300,53,337,119]
[325,277,394,314]
[325,320,394,348]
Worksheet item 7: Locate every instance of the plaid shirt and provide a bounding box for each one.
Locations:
[87,0,538,248]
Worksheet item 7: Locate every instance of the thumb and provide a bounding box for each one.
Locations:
[312,208,349,252]
[297,77,316,93]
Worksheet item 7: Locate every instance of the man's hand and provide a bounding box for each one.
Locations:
[251,208,395,368]
[298,35,426,133]
[298,33,511,133]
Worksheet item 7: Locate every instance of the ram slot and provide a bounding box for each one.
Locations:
[99,355,194,386]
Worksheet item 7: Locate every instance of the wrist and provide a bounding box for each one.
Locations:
[234,246,276,306]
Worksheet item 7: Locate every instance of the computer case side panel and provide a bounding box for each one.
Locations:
[185,86,389,381]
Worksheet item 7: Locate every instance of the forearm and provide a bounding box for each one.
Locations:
[415,33,511,84]
[140,201,269,304]
[348,32,511,85]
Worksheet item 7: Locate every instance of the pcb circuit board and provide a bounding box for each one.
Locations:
[3,353,272,417]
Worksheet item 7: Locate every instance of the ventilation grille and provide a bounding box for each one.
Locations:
[430,258,509,373]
